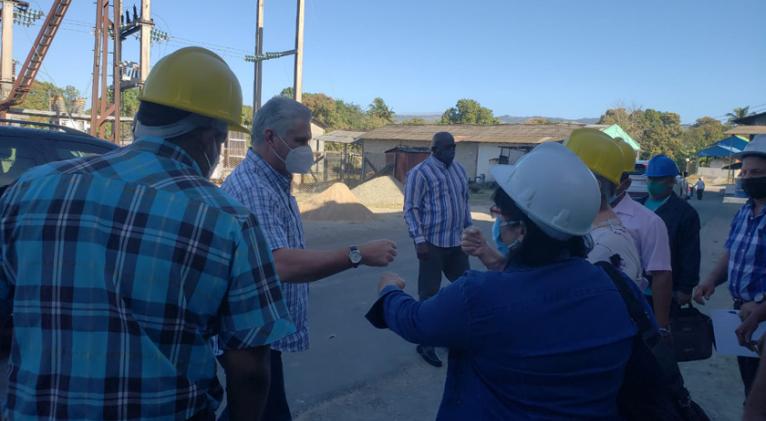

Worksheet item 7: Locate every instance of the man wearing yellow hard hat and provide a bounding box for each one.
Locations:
[564,129,643,287]
[0,47,295,420]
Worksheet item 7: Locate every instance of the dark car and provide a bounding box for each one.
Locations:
[0,122,118,197]
[0,120,118,355]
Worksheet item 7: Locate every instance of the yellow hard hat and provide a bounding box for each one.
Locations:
[139,47,249,132]
[564,128,626,185]
[614,137,637,173]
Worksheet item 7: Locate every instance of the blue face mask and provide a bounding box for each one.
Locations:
[492,219,509,255]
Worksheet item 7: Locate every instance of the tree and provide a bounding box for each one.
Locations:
[440,99,499,125]
[401,117,427,125]
[241,105,254,128]
[526,117,553,125]
[121,88,140,116]
[280,87,294,98]
[598,107,640,139]
[726,106,750,123]
[367,97,394,123]
[677,116,730,168]
[633,109,683,159]
[599,107,685,160]
[275,88,393,131]
[19,81,59,111]
[692,116,727,144]
[61,85,83,113]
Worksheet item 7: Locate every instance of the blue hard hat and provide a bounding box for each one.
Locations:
[646,155,679,178]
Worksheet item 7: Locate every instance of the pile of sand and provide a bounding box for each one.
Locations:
[352,176,405,209]
[300,183,376,222]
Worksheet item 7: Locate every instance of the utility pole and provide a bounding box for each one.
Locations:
[252,0,264,113]
[292,0,304,103]
[1,1,14,100]
[139,0,151,83]
[90,0,120,142]
[112,0,121,143]
[89,0,105,136]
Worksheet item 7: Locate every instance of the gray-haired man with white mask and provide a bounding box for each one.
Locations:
[220,96,397,420]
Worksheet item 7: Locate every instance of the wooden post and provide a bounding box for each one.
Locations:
[252,0,264,112]
[292,0,304,102]
[89,0,103,135]
[139,0,151,83]
[1,1,14,100]
[112,0,122,143]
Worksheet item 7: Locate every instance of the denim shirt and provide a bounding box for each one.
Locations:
[368,259,638,420]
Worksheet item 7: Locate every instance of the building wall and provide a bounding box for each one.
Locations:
[697,167,733,182]
[476,143,528,181]
[746,115,766,125]
[456,142,478,179]
[362,139,480,179]
[476,143,527,181]
[362,139,430,172]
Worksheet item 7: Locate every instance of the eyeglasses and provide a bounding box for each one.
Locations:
[491,206,523,228]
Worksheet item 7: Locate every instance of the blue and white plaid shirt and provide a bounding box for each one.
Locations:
[221,150,309,352]
[404,156,472,248]
[726,200,766,301]
[0,136,294,420]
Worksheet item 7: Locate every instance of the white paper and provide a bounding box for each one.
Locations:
[711,309,766,358]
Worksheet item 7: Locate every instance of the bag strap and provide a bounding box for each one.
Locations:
[595,261,656,337]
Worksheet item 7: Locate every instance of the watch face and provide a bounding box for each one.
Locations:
[756,293,765,303]
[350,249,363,264]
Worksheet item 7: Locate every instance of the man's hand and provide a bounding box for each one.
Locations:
[741,301,758,321]
[220,346,271,421]
[360,240,397,267]
[378,272,405,293]
[737,302,766,351]
[461,227,489,257]
[693,280,716,305]
[675,291,692,306]
[415,242,430,261]
[736,315,761,352]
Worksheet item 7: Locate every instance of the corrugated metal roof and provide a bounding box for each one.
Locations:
[358,123,585,144]
[316,130,364,144]
[725,125,766,135]
[733,111,766,126]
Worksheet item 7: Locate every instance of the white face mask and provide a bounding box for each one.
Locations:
[272,133,314,174]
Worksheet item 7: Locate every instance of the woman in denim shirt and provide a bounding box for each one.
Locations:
[367,143,637,420]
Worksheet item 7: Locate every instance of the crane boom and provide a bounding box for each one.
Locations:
[0,0,72,112]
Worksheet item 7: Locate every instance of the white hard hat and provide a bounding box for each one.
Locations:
[735,134,766,159]
[490,142,600,240]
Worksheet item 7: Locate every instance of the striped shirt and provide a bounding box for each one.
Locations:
[0,136,294,420]
[404,156,472,248]
[221,150,309,352]
[725,200,766,301]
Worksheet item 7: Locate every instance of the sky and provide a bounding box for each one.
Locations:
[10,0,766,124]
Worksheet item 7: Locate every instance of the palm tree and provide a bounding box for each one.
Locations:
[726,106,751,123]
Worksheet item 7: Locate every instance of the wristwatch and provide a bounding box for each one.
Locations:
[755,293,765,304]
[348,245,362,268]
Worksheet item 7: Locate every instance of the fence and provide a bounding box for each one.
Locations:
[220,131,250,178]
[293,151,393,191]
[215,137,393,189]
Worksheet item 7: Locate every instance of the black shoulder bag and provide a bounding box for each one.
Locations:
[671,302,714,362]
[595,261,709,421]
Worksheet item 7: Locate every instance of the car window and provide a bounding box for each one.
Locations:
[0,140,44,187]
[50,141,115,161]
